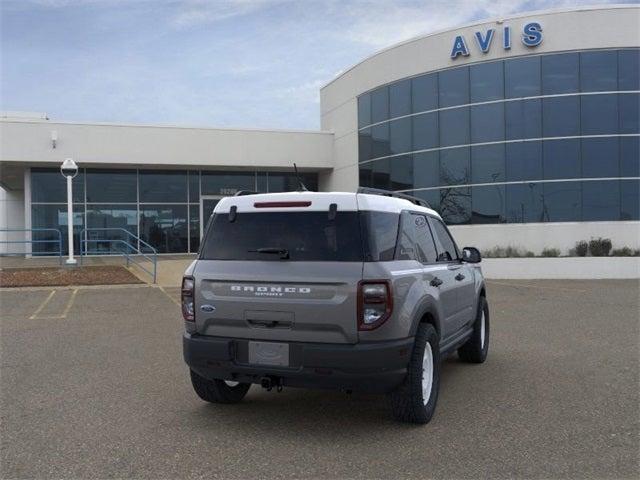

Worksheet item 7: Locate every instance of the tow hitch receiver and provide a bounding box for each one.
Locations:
[260,376,284,392]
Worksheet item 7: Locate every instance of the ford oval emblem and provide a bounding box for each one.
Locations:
[200,304,216,312]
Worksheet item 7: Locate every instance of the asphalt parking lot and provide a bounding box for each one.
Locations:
[1,280,638,479]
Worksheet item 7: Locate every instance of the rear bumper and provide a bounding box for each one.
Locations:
[183,333,414,394]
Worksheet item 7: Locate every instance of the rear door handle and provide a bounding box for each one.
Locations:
[455,273,465,281]
[430,277,443,287]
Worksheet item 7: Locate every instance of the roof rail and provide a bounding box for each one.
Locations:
[357,187,431,209]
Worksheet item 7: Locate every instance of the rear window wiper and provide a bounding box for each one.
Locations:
[248,247,290,260]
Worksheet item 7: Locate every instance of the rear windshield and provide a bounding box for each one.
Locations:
[200,211,399,262]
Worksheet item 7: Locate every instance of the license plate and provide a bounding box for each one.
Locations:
[248,341,289,367]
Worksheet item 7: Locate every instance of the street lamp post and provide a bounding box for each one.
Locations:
[60,158,78,265]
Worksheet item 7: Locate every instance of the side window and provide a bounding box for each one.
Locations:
[429,217,459,262]
[396,212,438,263]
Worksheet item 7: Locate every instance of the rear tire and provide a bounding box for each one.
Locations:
[389,323,440,424]
[190,370,251,404]
[458,296,489,363]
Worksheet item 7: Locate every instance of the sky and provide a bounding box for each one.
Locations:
[1,0,637,130]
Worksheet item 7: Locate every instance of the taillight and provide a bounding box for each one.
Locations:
[358,280,393,331]
[182,276,195,322]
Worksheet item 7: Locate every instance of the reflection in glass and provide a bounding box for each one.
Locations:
[581,94,618,135]
[471,185,505,224]
[543,139,580,180]
[618,49,640,91]
[31,168,85,203]
[620,137,640,177]
[267,173,318,192]
[189,205,200,252]
[359,163,373,188]
[358,94,371,128]
[86,169,136,203]
[359,128,373,162]
[440,186,471,225]
[188,171,200,202]
[31,204,84,255]
[439,108,469,147]
[582,137,619,178]
[505,99,542,140]
[582,181,620,221]
[470,61,504,102]
[372,159,391,189]
[621,180,640,220]
[201,171,255,195]
[471,145,505,183]
[371,123,390,158]
[619,93,639,134]
[505,56,541,98]
[506,142,543,182]
[412,189,440,211]
[542,181,581,222]
[439,67,469,108]
[390,155,413,191]
[390,79,411,118]
[580,51,617,92]
[389,117,412,155]
[506,183,543,223]
[542,52,579,94]
[412,73,438,113]
[86,205,138,254]
[412,112,438,151]
[470,103,504,143]
[543,96,580,137]
[440,147,470,186]
[139,170,187,203]
[413,151,440,189]
[139,205,188,253]
[371,86,389,123]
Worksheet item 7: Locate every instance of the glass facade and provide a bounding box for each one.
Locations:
[358,48,640,224]
[31,168,318,254]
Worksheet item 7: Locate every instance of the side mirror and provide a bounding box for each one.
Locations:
[462,247,481,263]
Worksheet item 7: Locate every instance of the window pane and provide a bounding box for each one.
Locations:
[188,171,200,202]
[86,205,137,254]
[440,147,470,185]
[390,155,413,190]
[506,99,542,140]
[581,94,618,135]
[471,185,505,224]
[506,183,543,223]
[505,56,541,98]
[372,158,390,189]
[268,173,318,193]
[31,168,84,203]
[412,73,438,113]
[389,117,412,155]
[582,180,620,221]
[139,170,187,203]
[361,211,399,261]
[471,144,505,183]
[439,67,469,107]
[358,94,371,128]
[389,79,411,118]
[370,86,389,123]
[31,204,84,255]
[621,179,640,220]
[371,123,390,158]
[506,142,543,181]
[542,52,579,94]
[359,163,372,188]
[543,139,580,180]
[359,128,373,162]
[620,137,640,177]
[86,169,136,203]
[470,61,504,102]
[412,112,438,150]
[201,171,255,195]
[396,213,437,263]
[440,186,471,225]
[471,103,504,143]
[582,137,619,178]
[580,51,618,92]
[189,204,200,253]
[139,205,188,253]
[429,216,460,258]
[412,189,440,211]
[439,107,469,147]
[619,49,640,91]
[543,96,580,137]
[543,181,581,222]
[619,93,639,134]
[256,172,268,193]
[413,151,440,189]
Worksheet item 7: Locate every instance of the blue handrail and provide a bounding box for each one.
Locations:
[0,228,63,264]
[79,228,157,283]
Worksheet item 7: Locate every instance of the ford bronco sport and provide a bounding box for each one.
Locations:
[182,188,489,424]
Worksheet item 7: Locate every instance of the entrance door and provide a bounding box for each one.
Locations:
[200,195,224,239]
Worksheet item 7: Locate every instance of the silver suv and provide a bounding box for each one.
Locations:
[182,188,489,424]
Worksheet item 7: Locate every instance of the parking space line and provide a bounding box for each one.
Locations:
[29,290,56,319]
[30,289,79,320]
[158,285,181,307]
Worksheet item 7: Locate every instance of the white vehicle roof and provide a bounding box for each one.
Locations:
[214,191,441,218]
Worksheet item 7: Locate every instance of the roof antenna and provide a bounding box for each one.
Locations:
[293,163,309,192]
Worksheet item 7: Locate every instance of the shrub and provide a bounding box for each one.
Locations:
[611,247,640,257]
[540,248,560,257]
[482,246,535,258]
[589,237,612,257]
[574,240,588,257]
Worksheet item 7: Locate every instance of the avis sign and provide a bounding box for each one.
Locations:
[450,22,543,59]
